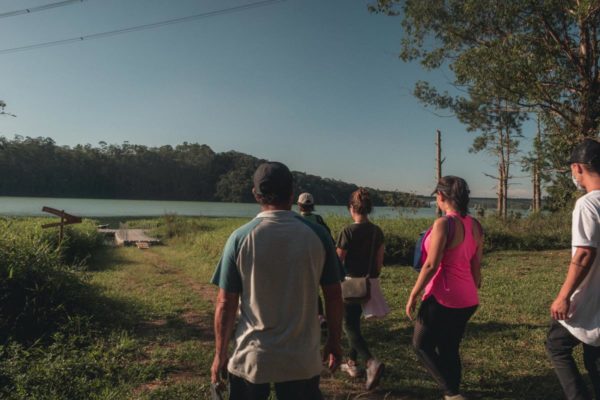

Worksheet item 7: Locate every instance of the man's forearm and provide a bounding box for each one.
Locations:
[557,247,596,301]
[322,283,343,346]
[557,263,592,300]
[214,289,239,359]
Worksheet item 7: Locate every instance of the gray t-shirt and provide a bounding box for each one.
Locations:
[211,210,341,383]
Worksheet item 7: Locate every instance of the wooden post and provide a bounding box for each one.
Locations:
[59,213,65,245]
[41,207,82,247]
[436,130,443,218]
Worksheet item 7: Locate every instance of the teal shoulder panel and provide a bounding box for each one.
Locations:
[210,218,263,293]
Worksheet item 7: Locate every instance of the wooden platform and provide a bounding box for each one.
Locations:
[98,228,161,247]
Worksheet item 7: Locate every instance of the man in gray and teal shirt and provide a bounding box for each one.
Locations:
[210,161,343,400]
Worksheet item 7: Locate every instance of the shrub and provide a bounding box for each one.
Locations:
[324,212,571,265]
[0,218,105,341]
[0,327,158,399]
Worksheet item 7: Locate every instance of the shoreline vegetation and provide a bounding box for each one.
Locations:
[0,214,578,399]
[0,136,423,208]
[0,136,540,212]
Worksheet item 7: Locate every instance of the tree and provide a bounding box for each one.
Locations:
[370,0,600,208]
[521,114,552,212]
[413,84,526,218]
[468,101,524,219]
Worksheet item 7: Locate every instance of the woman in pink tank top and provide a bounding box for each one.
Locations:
[406,176,483,400]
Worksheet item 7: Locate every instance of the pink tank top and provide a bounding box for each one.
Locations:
[422,213,479,308]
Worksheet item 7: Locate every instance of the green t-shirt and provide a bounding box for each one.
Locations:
[300,212,332,237]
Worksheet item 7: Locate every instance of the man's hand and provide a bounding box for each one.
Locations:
[210,354,228,384]
[322,339,342,373]
[321,282,343,373]
[212,289,239,384]
[550,296,570,321]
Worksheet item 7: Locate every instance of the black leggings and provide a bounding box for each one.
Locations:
[412,296,477,396]
[344,303,373,362]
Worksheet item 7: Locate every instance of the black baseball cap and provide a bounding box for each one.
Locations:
[253,161,293,198]
[568,138,600,166]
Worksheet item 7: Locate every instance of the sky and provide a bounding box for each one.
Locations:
[0,0,537,198]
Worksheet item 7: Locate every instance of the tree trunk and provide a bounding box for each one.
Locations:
[532,164,540,212]
[497,163,503,217]
[503,126,510,219]
[531,113,544,213]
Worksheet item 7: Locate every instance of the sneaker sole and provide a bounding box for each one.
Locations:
[366,363,385,391]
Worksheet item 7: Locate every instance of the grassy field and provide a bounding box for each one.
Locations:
[0,215,588,399]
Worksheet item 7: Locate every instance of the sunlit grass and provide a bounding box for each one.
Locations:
[1,215,584,399]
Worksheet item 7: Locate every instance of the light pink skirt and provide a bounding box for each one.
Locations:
[362,278,390,319]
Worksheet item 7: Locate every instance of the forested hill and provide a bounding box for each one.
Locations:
[0,136,422,206]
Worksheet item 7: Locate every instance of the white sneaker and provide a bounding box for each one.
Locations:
[340,360,360,378]
[365,358,385,390]
[444,395,466,400]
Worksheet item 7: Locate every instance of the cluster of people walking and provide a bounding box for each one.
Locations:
[210,138,600,400]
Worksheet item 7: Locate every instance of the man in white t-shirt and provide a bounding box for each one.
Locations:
[547,138,600,400]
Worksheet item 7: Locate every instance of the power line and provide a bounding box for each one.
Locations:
[0,0,286,55]
[0,0,86,19]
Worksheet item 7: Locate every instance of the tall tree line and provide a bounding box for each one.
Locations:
[0,136,420,206]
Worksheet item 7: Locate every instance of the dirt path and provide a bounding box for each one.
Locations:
[130,249,406,399]
[141,249,217,304]
[131,249,217,397]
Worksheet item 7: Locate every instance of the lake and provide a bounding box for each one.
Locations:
[0,196,438,219]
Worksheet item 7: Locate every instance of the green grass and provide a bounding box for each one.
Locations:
[0,215,585,399]
[115,216,581,399]
[370,250,572,399]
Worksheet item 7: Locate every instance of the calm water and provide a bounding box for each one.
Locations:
[0,196,437,219]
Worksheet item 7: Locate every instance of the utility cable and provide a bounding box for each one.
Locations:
[0,0,286,55]
[0,0,86,19]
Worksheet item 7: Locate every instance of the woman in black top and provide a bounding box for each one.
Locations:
[336,188,385,390]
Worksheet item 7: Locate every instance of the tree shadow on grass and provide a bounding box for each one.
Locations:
[133,311,214,344]
[468,320,546,336]
[85,246,140,271]
[467,371,565,400]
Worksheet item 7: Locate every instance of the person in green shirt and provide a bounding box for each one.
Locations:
[298,192,332,236]
[298,192,333,328]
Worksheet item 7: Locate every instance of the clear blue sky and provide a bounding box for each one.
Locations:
[0,0,535,198]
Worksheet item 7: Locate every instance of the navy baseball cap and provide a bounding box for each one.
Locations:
[568,138,600,166]
[253,162,293,198]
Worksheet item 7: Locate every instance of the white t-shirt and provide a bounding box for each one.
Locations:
[561,190,600,346]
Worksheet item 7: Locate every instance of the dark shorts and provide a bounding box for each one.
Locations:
[228,373,323,400]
